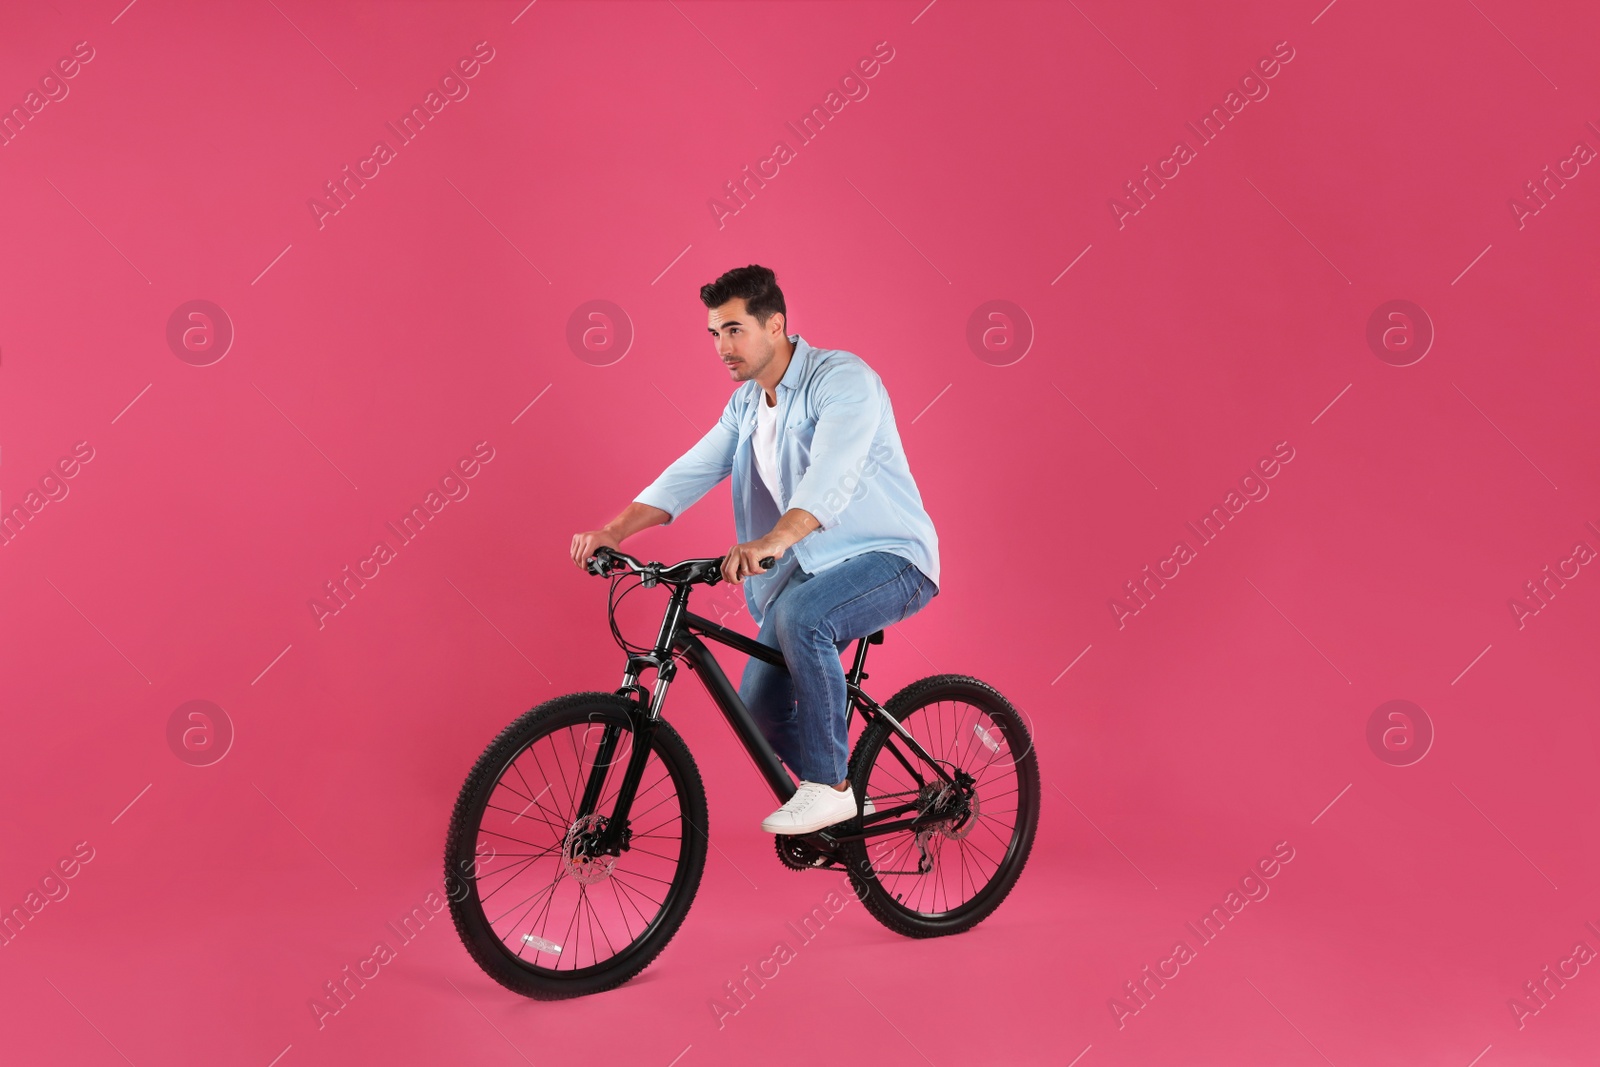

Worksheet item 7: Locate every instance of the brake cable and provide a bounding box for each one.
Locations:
[606,572,657,656]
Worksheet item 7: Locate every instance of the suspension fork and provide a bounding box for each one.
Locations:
[583,583,690,854]
[579,668,673,856]
[584,711,658,856]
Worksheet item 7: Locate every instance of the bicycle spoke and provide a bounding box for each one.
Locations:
[477,826,560,851]
[555,891,583,970]
[529,736,574,822]
[490,775,543,808]
[856,694,1034,917]
[478,852,559,903]
[494,870,564,930]
[882,735,927,787]
[454,704,703,978]
[606,878,636,943]
[609,867,675,887]
[565,729,587,818]
[956,838,975,904]
[626,783,682,827]
[576,884,604,966]
[960,836,1001,874]
[493,790,571,839]
[625,845,683,864]
[608,879,662,927]
[609,870,666,911]
[971,810,1019,832]
[971,818,1010,861]
[514,751,565,825]
[633,819,684,844]
[485,801,567,835]
[590,887,618,959]
[596,749,650,814]
[526,876,566,958]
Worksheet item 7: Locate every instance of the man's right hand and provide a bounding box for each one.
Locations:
[571,528,622,571]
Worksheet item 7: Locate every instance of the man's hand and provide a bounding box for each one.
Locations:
[720,509,822,584]
[570,504,673,572]
[571,528,622,571]
[721,535,787,584]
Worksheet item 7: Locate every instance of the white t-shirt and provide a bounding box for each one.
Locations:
[752,389,784,509]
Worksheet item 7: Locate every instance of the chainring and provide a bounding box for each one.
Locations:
[775,835,837,871]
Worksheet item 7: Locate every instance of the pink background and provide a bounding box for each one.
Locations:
[3,1,1599,1064]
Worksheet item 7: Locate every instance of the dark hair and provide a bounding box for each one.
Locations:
[700,264,787,330]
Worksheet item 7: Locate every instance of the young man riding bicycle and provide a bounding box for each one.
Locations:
[570,264,941,835]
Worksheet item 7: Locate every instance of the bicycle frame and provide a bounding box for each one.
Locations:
[581,574,956,856]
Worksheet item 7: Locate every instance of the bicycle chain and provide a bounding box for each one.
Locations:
[771,785,937,872]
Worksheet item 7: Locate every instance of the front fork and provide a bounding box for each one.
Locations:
[576,652,676,857]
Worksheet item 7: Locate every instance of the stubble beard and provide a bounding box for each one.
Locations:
[728,344,772,383]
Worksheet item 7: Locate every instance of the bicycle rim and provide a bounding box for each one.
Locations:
[464,709,692,975]
[855,692,1035,920]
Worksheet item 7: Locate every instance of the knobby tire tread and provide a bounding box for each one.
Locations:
[445,692,708,999]
[843,674,1040,940]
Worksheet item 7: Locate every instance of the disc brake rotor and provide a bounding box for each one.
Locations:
[562,813,617,885]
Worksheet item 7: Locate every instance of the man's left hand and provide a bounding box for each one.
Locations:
[722,536,787,584]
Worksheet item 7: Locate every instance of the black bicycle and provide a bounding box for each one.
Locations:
[444,545,1039,998]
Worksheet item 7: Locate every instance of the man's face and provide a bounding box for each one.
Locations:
[708,299,781,382]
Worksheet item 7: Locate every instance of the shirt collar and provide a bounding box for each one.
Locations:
[776,334,808,393]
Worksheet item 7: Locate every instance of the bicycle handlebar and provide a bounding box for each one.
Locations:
[585,544,774,585]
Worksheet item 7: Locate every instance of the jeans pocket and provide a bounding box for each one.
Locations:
[895,568,931,622]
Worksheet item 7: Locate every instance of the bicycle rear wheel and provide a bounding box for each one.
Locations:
[842,675,1039,937]
[445,692,708,998]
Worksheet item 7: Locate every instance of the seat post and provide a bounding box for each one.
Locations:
[845,629,883,687]
[843,630,883,733]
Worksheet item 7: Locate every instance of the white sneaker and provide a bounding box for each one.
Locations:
[762,781,861,835]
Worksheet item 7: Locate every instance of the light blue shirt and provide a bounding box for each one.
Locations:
[634,334,941,627]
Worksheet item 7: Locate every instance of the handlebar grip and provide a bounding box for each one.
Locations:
[585,545,620,576]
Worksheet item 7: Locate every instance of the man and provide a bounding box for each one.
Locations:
[569,264,940,835]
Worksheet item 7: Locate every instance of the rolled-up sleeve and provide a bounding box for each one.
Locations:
[786,363,884,530]
[633,394,741,524]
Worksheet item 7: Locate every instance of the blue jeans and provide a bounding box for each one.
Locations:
[739,551,937,785]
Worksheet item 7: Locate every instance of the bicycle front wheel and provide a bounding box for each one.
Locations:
[444,692,708,998]
[842,675,1039,938]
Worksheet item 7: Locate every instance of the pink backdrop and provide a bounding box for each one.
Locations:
[3,1,1599,1064]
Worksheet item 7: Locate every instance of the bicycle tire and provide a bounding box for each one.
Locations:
[445,692,709,998]
[841,674,1039,938]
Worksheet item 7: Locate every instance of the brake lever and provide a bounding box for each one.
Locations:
[586,550,624,578]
